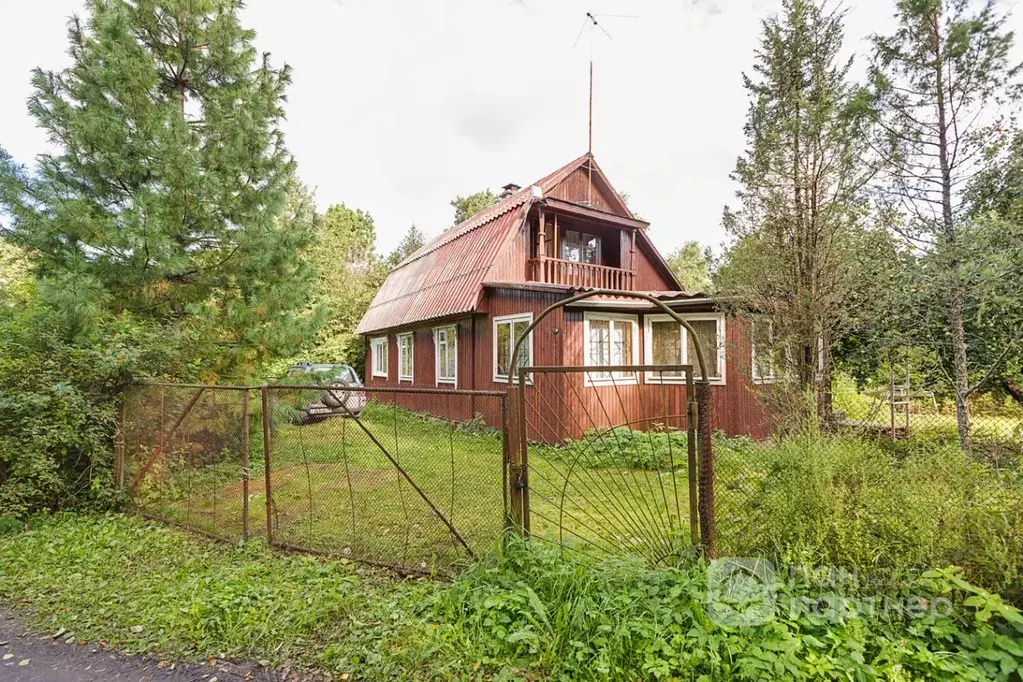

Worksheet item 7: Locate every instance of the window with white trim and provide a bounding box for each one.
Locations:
[643,313,726,384]
[561,230,600,264]
[434,325,457,385]
[584,312,638,385]
[494,314,532,382]
[397,332,414,381]
[370,337,388,378]
[751,319,782,383]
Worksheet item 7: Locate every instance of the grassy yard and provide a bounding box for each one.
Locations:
[2,514,1022,681]
[132,400,700,571]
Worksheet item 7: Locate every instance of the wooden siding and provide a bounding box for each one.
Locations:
[632,239,680,291]
[546,166,625,216]
[365,294,772,442]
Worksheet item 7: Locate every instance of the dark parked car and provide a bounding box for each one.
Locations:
[286,363,367,423]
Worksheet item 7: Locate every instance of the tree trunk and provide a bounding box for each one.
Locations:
[932,7,972,454]
[1001,377,1023,406]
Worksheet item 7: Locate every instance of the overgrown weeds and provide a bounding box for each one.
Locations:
[2,513,1023,680]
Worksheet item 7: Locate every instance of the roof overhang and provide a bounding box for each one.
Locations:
[539,197,650,231]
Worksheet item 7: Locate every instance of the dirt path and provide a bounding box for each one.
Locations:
[0,608,329,682]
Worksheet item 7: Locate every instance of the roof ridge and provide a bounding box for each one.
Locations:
[390,152,591,271]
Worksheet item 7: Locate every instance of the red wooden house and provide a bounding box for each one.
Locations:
[356,154,772,440]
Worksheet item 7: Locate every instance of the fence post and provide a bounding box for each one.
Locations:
[508,374,531,536]
[686,371,699,547]
[261,386,273,547]
[500,393,511,530]
[114,393,127,490]
[697,381,715,559]
[242,390,250,541]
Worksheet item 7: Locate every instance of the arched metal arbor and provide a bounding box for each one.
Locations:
[506,289,717,561]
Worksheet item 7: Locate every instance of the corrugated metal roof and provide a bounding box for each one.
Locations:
[356,153,593,335]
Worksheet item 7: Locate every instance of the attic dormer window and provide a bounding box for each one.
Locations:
[561,230,600,265]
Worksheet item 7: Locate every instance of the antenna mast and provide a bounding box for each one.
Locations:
[573,12,635,203]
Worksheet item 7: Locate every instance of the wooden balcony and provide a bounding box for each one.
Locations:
[529,258,635,290]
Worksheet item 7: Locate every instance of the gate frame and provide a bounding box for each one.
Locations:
[505,289,717,558]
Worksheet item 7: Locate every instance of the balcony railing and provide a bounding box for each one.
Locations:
[529,258,635,290]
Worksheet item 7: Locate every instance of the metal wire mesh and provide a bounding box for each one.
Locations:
[121,384,261,541]
[712,390,1023,602]
[263,386,507,573]
[120,383,509,574]
[513,366,702,565]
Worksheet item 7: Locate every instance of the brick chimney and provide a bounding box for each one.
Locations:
[499,183,521,199]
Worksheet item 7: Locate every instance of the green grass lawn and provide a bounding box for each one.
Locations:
[130,400,700,571]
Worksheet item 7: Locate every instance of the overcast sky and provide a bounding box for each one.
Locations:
[2,0,1021,256]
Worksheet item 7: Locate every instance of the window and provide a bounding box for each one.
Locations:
[751,319,783,383]
[584,312,638,386]
[494,314,533,382]
[370,337,388,378]
[643,314,726,384]
[434,325,457,385]
[397,332,414,382]
[561,230,600,264]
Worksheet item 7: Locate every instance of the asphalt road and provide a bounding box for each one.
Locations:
[0,609,329,682]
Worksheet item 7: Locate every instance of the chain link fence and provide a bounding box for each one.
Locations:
[120,383,508,574]
[712,389,1023,603]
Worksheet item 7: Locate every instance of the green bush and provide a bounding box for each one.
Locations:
[714,435,1023,605]
[433,537,1023,681]
[0,289,181,517]
[562,425,690,470]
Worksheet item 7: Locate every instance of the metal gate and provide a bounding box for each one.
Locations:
[503,290,717,564]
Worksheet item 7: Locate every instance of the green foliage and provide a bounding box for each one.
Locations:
[386,224,427,268]
[304,200,384,367]
[664,241,714,292]
[560,426,689,471]
[716,434,1023,604]
[450,189,498,226]
[4,514,1023,681]
[0,285,182,517]
[720,0,886,422]
[0,0,319,379]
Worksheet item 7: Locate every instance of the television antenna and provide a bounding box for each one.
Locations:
[572,12,637,200]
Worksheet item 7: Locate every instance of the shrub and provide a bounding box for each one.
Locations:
[562,425,690,470]
[714,434,1023,605]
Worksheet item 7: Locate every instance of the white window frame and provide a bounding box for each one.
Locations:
[583,311,640,387]
[397,332,414,382]
[433,325,458,386]
[642,313,727,386]
[751,320,785,384]
[370,336,388,378]
[493,313,533,384]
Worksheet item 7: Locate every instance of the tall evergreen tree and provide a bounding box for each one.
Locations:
[720,0,881,424]
[865,0,1021,451]
[307,202,383,365]
[387,224,427,268]
[0,0,318,378]
[450,189,498,226]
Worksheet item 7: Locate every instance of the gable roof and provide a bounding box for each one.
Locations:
[356,153,678,335]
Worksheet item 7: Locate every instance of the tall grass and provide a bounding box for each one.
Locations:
[715,434,1023,604]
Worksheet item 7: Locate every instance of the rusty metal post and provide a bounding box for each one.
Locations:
[261,387,273,547]
[510,373,531,536]
[242,390,251,541]
[686,371,699,547]
[500,393,511,529]
[696,381,715,559]
[114,394,127,490]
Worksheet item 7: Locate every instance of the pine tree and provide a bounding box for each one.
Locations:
[865,0,1021,452]
[0,0,318,378]
[720,0,880,424]
[387,224,427,268]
